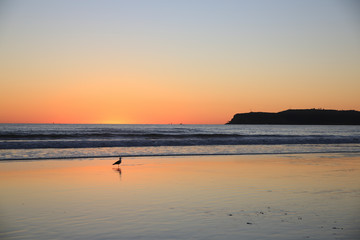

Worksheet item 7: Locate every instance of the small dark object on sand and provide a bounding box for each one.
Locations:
[246,222,253,225]
[113,157,122,166]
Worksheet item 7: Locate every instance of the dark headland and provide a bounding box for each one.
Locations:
[227,109,360,125]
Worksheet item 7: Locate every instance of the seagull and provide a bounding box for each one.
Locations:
[113,157,122,167]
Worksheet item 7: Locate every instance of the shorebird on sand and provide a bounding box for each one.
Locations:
[113,157,122,167]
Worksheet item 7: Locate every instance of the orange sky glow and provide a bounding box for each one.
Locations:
[1,1,359,124]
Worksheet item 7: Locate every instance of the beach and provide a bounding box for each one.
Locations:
[1,153,359,240]
[2,1,360,239]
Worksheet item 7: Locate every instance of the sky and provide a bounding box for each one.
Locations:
[0,0,359,124]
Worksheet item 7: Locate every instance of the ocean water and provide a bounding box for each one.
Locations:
[1,124,360,161]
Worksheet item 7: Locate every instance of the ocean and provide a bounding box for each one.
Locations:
[1,124,360,161]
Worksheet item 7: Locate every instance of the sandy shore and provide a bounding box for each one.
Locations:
[1,153,359,239]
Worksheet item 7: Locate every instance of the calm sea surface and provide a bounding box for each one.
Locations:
[1,124,359,160]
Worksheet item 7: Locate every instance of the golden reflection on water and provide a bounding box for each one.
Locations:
[0,154,359,240]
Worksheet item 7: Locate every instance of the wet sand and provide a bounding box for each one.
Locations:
[1,153,359,239]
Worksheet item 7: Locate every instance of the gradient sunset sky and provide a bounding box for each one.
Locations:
[1,0,359,124]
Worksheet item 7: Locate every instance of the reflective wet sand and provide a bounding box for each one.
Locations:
[1,153,359,239]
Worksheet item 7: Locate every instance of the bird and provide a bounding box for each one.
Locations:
[113,157,122,167]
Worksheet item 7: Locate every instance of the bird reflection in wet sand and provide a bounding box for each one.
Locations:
[112,157,122,180]
[113,167,122,180]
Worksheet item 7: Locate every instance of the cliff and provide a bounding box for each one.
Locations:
[226,109,360,125]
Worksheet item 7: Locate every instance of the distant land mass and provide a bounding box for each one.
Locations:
[227,109,360,125]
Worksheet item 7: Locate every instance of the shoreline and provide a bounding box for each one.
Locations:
[2,149,360,162]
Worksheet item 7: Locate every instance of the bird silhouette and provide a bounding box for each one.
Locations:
[113,157,122,167]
